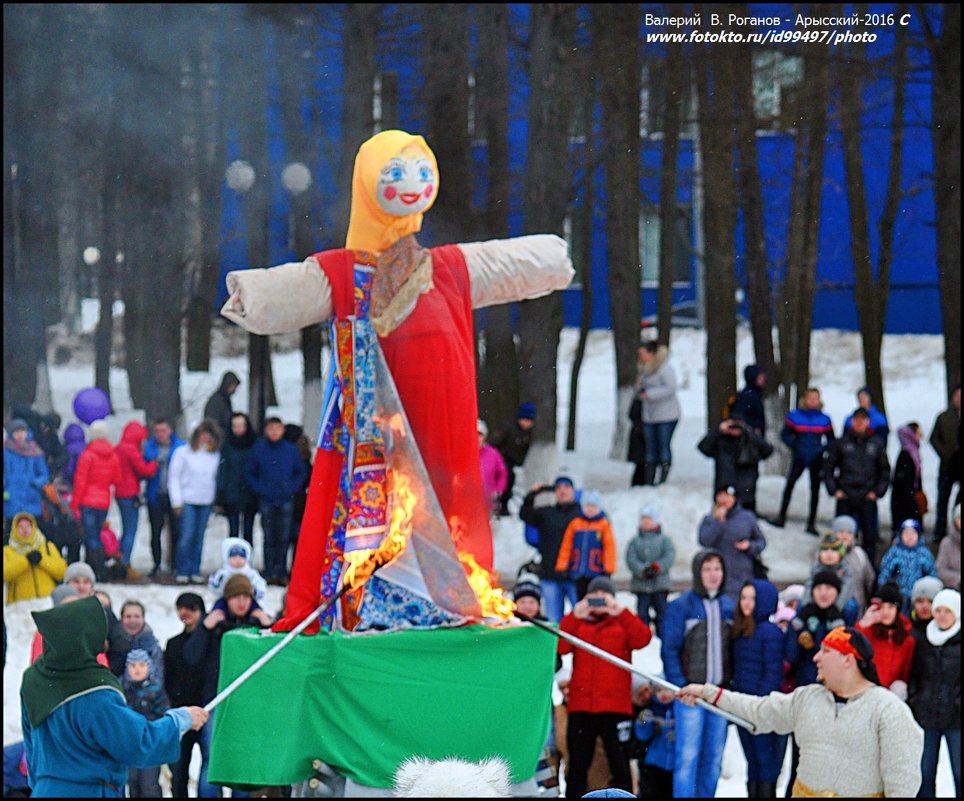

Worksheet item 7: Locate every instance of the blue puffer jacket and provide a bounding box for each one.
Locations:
[661,549,735,688]
[732,579,785,696]
[634,698,675,771]
[143,433,186,504]
[781,407,835,466]
[877,539,938,604]
[3,438,49,519]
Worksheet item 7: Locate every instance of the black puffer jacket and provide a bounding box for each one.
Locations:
[908,628,961,729]
[488,420,532,468]
[520,488,581,581]
[823,430,891,501]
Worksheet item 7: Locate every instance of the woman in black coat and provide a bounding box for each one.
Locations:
[908,588,960,798]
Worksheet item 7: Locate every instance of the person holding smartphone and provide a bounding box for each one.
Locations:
[556,576,651,799]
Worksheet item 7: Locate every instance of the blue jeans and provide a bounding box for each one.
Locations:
[175,503,212,576]
[738,726,788,783]
[919,727,960,798]
[644,419,678,465]
[541,578,578,623]
[80,505,109,554]
[260,500,294,578]
[116,496,140,564]
[673,699,728,797]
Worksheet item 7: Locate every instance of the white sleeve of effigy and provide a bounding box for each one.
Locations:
[220,257,333,335]
[460,234,575,309]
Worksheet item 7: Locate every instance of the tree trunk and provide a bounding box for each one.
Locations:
[224,8,276,430]
[186,5,227,373]
[3,5,63,410]
[839,18,907,418]
[731,14,775,390]
[421,4,477,246]
[921,5,961,393]
[114,5,186,427]
[518,3,577,479]
[331,5,381,244]
[474,3,519,429]
[695,43,738,429]
[657,42,684,349]
[592,3,641,461]
[272,5,324,430]
[567,51,596,453]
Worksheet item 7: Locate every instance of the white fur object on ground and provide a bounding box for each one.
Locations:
[393,756,512,797]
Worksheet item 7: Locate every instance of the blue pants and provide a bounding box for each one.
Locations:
[635,591,668,638]
[80,505,109,554]
[644,419,678,465]
[672,699,728,797]
[919,726,960,798]
[737,726,788,783]
[116,496,140,564]
[541,578,578,623]
[175,504,212,577]
[260,500,294,578]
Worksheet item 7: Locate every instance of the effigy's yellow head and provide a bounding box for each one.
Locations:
[345,130,439,254]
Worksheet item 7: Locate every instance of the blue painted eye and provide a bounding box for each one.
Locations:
[390,167,403,181]
[419,167,432,182]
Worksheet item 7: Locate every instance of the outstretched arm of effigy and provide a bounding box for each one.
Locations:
[220,257,333,335]
[460,234,574,309]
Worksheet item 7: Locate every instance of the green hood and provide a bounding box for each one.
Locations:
[21,595,123,727]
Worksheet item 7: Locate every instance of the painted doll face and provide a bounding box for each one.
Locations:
[376,151,437,217]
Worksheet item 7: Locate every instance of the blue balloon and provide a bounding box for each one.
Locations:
[72,387,111,425]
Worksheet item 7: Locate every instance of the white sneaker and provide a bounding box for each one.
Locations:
[175,575,190,585]
[190,575,206,585]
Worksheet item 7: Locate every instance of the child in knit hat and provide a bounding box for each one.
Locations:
[625,505,675,637]
[877,520,938,615]
[511,573,545,621]
[123,648,171,796]
[801,532,859,613]
[208,537,268,601]
[210,566,266,617]
[554,490,616,600]
[832,515,876,614]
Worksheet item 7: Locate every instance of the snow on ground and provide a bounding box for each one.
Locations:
[3,325,955,795]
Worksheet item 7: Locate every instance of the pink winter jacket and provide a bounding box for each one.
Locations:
[479,443,508,513]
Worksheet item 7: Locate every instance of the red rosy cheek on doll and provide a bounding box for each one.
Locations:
[424,184,434,198]
[383,186,397,200]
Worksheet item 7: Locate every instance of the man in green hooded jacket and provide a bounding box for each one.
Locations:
[20,595,207,797]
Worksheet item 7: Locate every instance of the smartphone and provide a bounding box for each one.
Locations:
[587,597,607,608]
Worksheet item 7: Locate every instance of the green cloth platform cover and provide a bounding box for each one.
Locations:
[207,623,557,788]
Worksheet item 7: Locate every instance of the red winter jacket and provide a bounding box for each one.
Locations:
[71,439,121,514]
[856,614,917,689]
[114,422,157,498]
[558,608,652,715]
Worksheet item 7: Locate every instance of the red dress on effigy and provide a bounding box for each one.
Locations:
[273,244,492,632]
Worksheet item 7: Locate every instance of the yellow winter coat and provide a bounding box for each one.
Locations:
[3,512,67,602]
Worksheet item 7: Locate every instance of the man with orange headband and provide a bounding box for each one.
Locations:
[677,626,923,797]
[221,130,573,631]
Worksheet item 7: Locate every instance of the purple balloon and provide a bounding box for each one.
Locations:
[72,387,111,425]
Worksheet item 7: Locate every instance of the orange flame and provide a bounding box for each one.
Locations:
[458,550,516,621]
[343,470,418,589]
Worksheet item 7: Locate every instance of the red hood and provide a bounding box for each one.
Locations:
[120,421,148,446]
